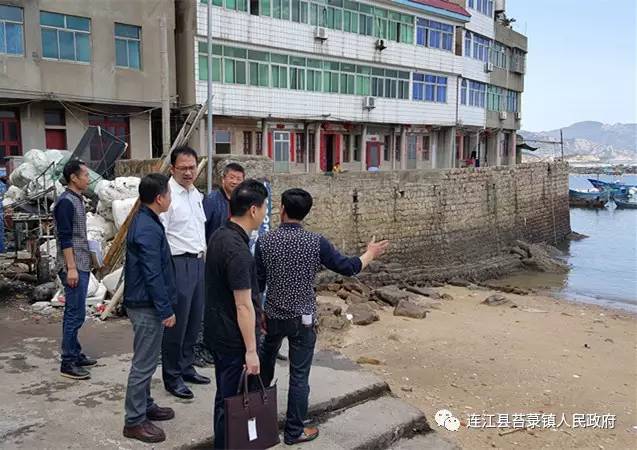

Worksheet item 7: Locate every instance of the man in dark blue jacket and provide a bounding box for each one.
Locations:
[122,173,177,444]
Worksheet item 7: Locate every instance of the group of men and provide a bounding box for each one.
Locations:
[52,147,388,448]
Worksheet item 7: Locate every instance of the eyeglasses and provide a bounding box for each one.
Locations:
[174,165,197,173]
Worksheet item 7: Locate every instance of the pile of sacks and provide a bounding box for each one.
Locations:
[4,149,69,207]
[4,150,141,315]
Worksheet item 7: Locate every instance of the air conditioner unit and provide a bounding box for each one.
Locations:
[375,39,387,51]
[499,111,508,120]
[485,62,494,72]
[314,27,328,41]
[514,111,522,120]
[362,96,376,110]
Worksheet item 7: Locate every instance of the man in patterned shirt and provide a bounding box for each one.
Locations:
[53,159,96,380]
[256,188,388,445]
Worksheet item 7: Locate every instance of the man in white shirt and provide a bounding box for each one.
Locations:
[161,146,210,399]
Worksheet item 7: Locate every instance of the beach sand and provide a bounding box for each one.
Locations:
[320,284,637,449]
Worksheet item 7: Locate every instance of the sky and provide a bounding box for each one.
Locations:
[505,0,637,131]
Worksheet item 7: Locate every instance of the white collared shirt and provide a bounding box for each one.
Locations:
[161,177,206,255]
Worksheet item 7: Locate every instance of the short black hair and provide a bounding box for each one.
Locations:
[230,179,268,217]
[139,173,170,204]
[62,159,87,183]
[281,188,313,220]
[223,162,245,177]
[170,146,198,166]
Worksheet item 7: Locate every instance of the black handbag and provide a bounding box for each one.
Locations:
[224,370,280,449]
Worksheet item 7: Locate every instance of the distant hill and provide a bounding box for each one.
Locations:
[520,122,637,164]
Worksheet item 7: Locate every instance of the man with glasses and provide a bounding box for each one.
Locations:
[160,146,210,399]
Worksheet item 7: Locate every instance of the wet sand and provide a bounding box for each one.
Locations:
[322,285,637,449]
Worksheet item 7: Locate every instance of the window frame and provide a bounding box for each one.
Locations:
[114,23,142,70]
[0,5,24,56]
[40,11,91,63]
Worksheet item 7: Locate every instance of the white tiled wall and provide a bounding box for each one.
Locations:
[465,9,494,38]
[459,105,485,127]
[193,2,513,130]
[196,81,458,126]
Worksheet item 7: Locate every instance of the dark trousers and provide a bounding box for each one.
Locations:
[260,316,317,441]
[162,255,204,387]
[124,307,164,426]
[212,351,245,449]
[60,270,90,367]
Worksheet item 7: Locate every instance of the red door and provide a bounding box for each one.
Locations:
[0,112,21,166]
[320,133,341,172]
[366,142,381,169]
[45,129,67,150]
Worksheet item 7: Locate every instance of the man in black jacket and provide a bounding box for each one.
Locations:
[122,174,177,444]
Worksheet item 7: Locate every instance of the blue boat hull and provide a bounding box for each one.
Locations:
[569,189,609,208]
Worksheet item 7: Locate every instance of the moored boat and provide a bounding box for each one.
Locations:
[613,198,637,209]
[569,189,610,208]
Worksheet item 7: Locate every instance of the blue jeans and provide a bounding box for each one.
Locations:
[60,270,90,366]
[212,351,246,449]
[125,307,164,426]
[260,316,317,441]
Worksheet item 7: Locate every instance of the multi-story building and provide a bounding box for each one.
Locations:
[176,0,527,173]
[0,0,176,169]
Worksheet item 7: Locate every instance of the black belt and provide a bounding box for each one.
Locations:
[174,252,204,259]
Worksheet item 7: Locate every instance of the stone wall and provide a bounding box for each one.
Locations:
[116,159,570,280]
[268,163,570,270]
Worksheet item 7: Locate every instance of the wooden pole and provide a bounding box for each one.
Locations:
[100,283,124,320]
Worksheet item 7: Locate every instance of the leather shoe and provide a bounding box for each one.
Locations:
[165,384,194,399]
[147,405,175,421]
[123,420,166,443]
[183,372,211,385]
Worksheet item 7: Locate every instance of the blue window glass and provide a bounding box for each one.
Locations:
[416,26,425,45]
[115,39,128,66]
[0,5,23,55]
[115,23,142,69]
[59,31,75,60]
[40,11,91,62]
[436,85,446,102]
[41,29,58,58]
[425,84,435,101]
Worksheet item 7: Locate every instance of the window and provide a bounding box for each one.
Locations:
[394,135,401,161]
[413,74,447,103]
[40,11,91,62]
[273,131,290,172]
[460,79,467,105]
[353,135,361,161]
[295,132,305,163]
[308,132,315,163]
[0,110,21,163]
[491,41,507,69]
[343,134,350,162]
[115,23,141,69]
[44,109,67,150]
[307,66,322,92]
[215,130,232,153]
[198,42,222,81]
[422,135,430,161]
[272,0,290,20]
[340,63,355,95]
[464,31,472,57]
[383,135,391,161]
[471,0,493,17]
[243,131,252,154]
[416,18,453,51]
[506,90,518,112]
[226,0,248,11]
[323,61,339,93]
[355,66,371,96]
[289,56,306,90]
[223,46,247,84]
[472,34,491,62]
[271,65,288,88]
[468,80,486,108]
[0,5,23,55]
[256,131,263,155]
[487,85,504,111]
[291,0,309,22]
